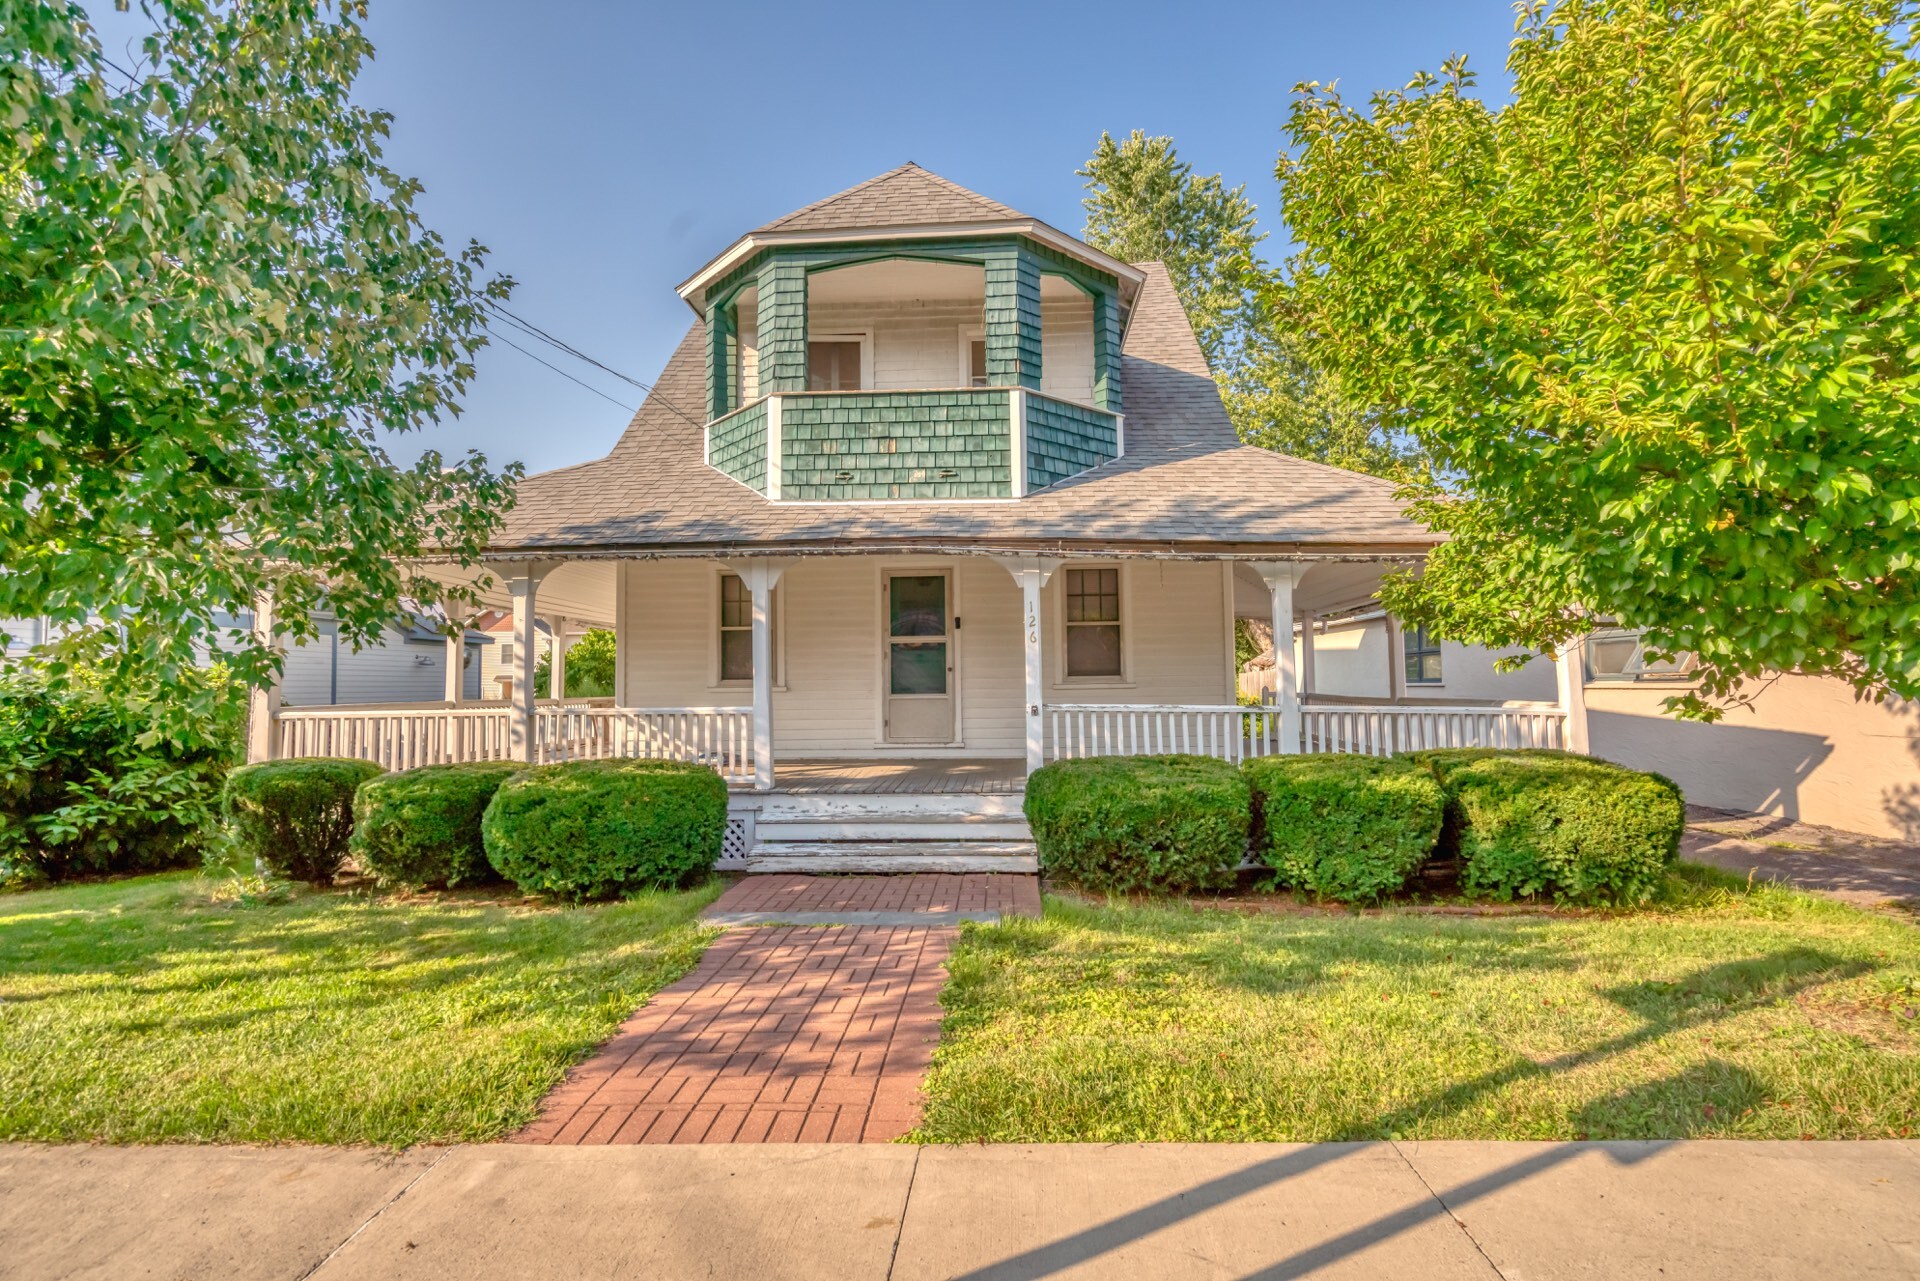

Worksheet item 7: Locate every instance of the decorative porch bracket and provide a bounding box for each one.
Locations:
[721,559,795,790]
[994,556,1061,773]
[1255,563,1312,755]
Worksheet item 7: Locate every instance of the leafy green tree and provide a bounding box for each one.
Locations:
[0,1,519,728]
[534,628,616,699]
[1279,0,1920,715]
[1081,130,1425,481]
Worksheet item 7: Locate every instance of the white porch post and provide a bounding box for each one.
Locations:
[1257,564,1308,754]
[1385,615,1407,701]
[726,560,791,791]
[548,615,571,700]
[1300,610,1317,697]
[443,616,467,705]
[1554,636,1591,754]
[996,557,1059,773]
[245,592,283,764]
[505,567,548,764]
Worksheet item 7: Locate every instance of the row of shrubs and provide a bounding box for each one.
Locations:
[222,757,727,900]
[1024,749,1684,906]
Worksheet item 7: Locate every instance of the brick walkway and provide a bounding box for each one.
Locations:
[516,922,956,1145]
[704,872,1043,922]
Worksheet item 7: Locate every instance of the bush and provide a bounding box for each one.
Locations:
[0,664,243,883]
[1243,754,1444,902]
[224,758,384,885]
[1402,749,1684,905]
[481,759,727,900]
[350,762,521,889]
[1024,755,1249,894]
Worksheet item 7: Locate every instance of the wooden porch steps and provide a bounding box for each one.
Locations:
[743,840,1039,875]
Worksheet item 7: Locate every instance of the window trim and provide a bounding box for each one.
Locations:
[957,326,988,389]
[1583,626,1700,684]
[805,331,873,392]
[1404,623,1443,686]
[708,567,786,691]
[1053,561,1133,687]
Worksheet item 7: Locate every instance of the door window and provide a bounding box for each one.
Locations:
[807,340,863,391]
[887,575,948,695]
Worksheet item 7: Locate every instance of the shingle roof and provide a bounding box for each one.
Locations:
[751,163,1026,235]
[486,264,1433,556]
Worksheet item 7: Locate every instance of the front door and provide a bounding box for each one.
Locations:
[883,572,955,743]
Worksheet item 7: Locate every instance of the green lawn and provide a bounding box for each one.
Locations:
[0,872,721,1145]
[916,869,1920,1142]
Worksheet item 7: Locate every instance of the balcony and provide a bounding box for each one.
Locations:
[707,387,1120,501]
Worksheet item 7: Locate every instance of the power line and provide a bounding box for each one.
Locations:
[490,333,636,413]
[484,301,707,430]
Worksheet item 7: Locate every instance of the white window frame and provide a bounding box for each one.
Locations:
[1404,623,1444,686]
[708,567,785,691]
[1584,626,1699,684]
[1053,561,1133,688]
[805,331,873,392]
[956,326,988,389]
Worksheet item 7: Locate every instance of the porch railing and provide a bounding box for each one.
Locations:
[274,705,515,772]
[533,706,754,785]
[1047,703,1568,763]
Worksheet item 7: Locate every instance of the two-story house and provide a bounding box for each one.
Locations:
[255,165,1589,869]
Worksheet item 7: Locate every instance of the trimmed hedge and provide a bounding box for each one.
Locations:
[224,758,384,885]
[1244,754,1444,902]
[1403,749,1684,905]
[481,759,727,900]
[350,762,521,889]
[1024,755,1249,894]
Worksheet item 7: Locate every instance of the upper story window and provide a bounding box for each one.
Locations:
[807,339,864,391]
[1404,624,1443,685]
[967,338,988,388]
[1585,627,1697,682]
[1063,567,1123,678]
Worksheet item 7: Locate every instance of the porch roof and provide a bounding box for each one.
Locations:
[477,264,1436,559]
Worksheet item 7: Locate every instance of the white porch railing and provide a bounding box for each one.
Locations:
[533,706,754,785]
[1046,703,1568,763]
[1302,704,1566,755]
[275,705,515,772]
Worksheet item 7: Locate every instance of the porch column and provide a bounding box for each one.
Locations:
[995,557,1059,773]
[443,615,467,705]
[548,615,571,700]
[1554,636,1591,754]
[726,560,791,791]
[1256,564,1309,754]
[245,591,283,764]
[1300,611,1317,696]
[504,566,550,764]
[1385,616,1407,701]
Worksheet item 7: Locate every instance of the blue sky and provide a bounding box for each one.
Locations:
[90,1,1518,475]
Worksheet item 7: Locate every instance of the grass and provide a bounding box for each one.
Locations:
[916,866,1920,1142]
[0,871,722,1146]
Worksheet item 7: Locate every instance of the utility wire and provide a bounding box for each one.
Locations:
[490,333,636,413]
[484,301,708,430]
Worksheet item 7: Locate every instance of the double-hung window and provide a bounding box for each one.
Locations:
[1404,624,1443,685]
[719,574,754,682]
[1063,567,1123,678]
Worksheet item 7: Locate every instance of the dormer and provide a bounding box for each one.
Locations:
[678,165,1144,501]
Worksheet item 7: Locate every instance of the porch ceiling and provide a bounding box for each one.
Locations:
[418,559,618,629]
[1231,559,1398,620]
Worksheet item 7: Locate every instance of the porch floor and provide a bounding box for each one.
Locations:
[755,758,1027,795]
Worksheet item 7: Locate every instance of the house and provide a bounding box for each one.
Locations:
[251,164,1595,868]
[1242,615,1917,842]
[4,610,486,707]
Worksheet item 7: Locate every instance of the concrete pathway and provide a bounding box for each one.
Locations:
[1684,806,1920,909]
[6,1141,1918,1279]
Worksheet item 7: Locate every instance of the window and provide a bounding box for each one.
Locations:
[807,339,863,391]
[1585,627,1698,682]
[1404,625,1442,684]
[498,642,514,665]
[968,338,988,388]
[719,573,753,682]
[1063,567,1122,678]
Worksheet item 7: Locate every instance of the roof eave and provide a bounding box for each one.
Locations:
[675,220,1148,314]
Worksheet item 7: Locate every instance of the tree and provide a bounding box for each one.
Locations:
[0,1,519,729]
[534,628,615,699]
[1278,0,1920,715]
[1081,130,1425,481]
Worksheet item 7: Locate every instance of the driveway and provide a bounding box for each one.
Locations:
[1683,806,1920,909]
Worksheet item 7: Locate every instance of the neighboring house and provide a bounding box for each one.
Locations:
[472,610,550,701]
[250,164,1595,868]
[1243,615,1917,842]
[4,610,485,707]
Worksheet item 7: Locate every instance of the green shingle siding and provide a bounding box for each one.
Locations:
[755,257,809,394]
[781,390,1012,499]
[709,400,769,493]
[1026,395,1119,490]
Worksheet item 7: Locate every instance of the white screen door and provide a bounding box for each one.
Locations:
[884,572,954,743]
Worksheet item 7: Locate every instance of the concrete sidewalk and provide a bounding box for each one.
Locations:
[6,1141,1918,1280]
